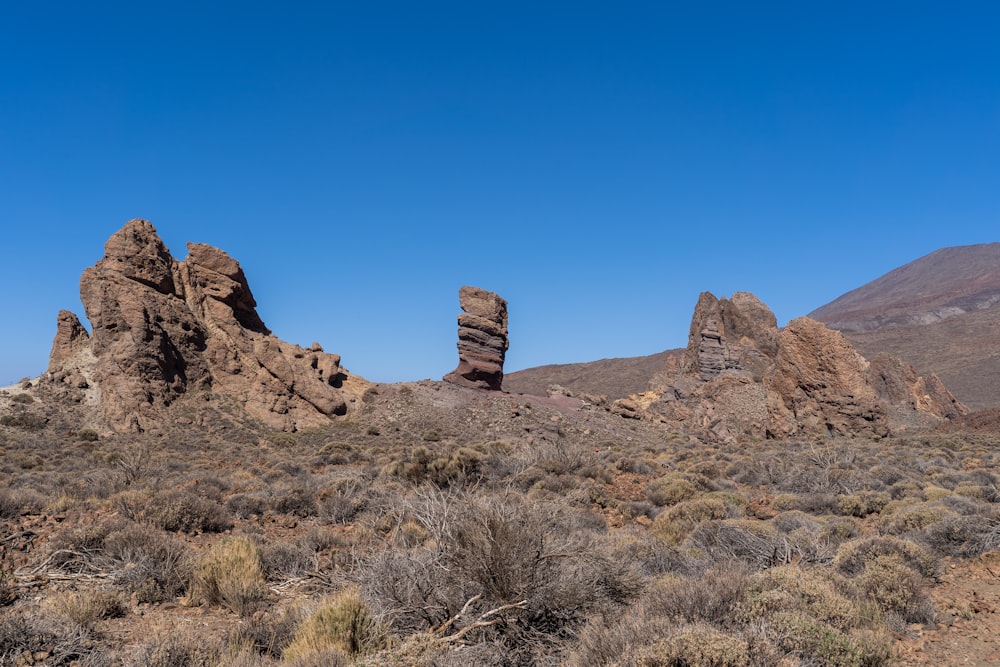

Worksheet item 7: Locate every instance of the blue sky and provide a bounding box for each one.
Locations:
[2,2,999,384]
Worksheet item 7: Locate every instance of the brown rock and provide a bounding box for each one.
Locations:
[48,310,90,369]
[769,317,888,438]
[443,286,508,390]
[684,291,778,381]
[45,219,351,432]
[635,292,966,441]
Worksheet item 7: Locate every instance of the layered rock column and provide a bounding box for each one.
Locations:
[443,286,508,390]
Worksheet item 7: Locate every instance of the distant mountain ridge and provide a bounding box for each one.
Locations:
[810,242,1000,411]
[810,243,1000,332]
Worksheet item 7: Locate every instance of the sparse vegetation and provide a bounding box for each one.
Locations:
[3,380,1000,664]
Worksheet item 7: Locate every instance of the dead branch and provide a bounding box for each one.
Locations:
[437,597,529,643]
[432,594,482,636]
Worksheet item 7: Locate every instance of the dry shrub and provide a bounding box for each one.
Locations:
[834,535,937,579]
[318,477,368,524]
[651,496,740,545]
[726,564,895,662]
[684,519,790,570]
[227,605,308,660]
[627,622,750,667]
[283,589,386,661]
[362,489,639,655]
[384,445,484,488]
[920,511,1000,557]
[259,540,316,580]
[644,563,750,624]
[103,523,191,602]
[47,588,127,629]
[767,611,888,667]
[226,491,270,519]
[270,480,318,517]
[0,611,94,665]
[189,536,267,616]
[46,519,126,572]
[922,485,952,501]
[954,480,985,499]
[0,486,45,517]
[878,501,954,536]
[836,491,891,518]
[855,553,934,623]
[644,474,698,507]
[146,489,232,533]
[125,628,220,667]
[738,565,866,632]
[607,527,699,577]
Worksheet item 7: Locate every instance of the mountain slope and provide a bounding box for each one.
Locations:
[810,243,1000,331]
[503,349,682,399]
[810,242,1000,410]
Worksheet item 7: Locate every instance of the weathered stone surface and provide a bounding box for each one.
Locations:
[631,292,966,441]
[684,291,778,381]
[48,310,90,369]
[45,219,352,432]
[443,286,509,390]
[768,317,888,438]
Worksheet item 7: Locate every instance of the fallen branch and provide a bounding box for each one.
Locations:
[432,594,481,637]
[437,597,529,643]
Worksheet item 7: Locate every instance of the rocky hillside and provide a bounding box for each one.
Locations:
[810,243,1000,410]
[503,349,683,400]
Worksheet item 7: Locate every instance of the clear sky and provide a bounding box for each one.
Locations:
[2,2,999,385]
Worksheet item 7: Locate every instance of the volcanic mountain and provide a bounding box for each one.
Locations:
[810,243,1000,411]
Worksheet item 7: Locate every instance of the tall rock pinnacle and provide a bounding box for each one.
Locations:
[443,286,509,391]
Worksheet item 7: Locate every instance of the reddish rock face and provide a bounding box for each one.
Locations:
[46,219,348,432]
[617,291,966,441]
[443,286,509,391]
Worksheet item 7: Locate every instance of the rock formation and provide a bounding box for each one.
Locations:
[443,286,508,390]
[616,291,966,441]
[45,219,352,432]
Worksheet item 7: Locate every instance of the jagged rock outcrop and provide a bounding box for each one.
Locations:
[684,292,779,381]
[44,219,353,432]
[443,286,508,390]
[616,291,966,441]
[49,310,90,368]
